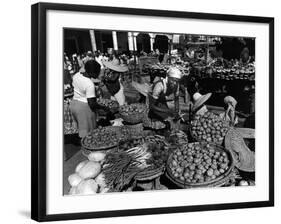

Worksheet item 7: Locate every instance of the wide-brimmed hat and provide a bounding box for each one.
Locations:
[103,60,128,72]
[192,92,212,111]
[167,67,182,79]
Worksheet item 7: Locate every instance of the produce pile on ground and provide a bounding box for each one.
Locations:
[82,126,119,150]
[68,151,108,195]
[190,112,229,144]
[97,98,119,110]
[119,103,147,123]
[168,142,231,184]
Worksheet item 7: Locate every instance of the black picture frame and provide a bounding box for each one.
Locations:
[31,2,274,222]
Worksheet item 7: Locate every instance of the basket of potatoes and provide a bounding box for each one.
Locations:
[119,103,148,124]
[190,111,229,145]
[166,142,234,188]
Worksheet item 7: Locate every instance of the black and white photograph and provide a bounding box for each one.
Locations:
[63,28,256,195]
[30,2,274,221]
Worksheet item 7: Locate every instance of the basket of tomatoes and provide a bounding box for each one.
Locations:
[190,112,229,145]
[166,142,234,188]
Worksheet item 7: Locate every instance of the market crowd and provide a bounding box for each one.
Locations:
[64,38,255,140]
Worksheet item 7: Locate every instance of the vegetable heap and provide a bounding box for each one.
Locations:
[68,151,109,195]
[82,126,119,149]
[168,142,231,184]
[102,147,150,191]
[190,112,229,144]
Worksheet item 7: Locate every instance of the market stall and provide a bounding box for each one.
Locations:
[63,35,256,195]
[64,97,255,194]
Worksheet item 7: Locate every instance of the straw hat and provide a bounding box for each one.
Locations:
[167,67,182,79]
[103,60,128,73]
[192,92,212,111]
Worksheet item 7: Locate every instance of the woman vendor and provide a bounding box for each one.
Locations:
[148,67,183,122]
[70,60,109,138]
[102,60,128,106]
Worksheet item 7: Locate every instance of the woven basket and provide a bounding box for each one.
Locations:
[166,142,235,188]
[81,126,120,151]
[119,104,148,124]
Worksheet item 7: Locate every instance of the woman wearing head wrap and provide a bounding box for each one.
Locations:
[148,67,182,122]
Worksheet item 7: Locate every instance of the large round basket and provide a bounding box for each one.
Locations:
[81,126,120,151]
[166,142,235,188]
[81,139,118,151]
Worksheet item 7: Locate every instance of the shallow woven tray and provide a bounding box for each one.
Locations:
[81,126,120,151]
[166,142,235,188]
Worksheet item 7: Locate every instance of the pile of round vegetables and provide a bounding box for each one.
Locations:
[82,127,119,149]
[68,151,108,195]
[168,142,231,184]
[190,112,229,144]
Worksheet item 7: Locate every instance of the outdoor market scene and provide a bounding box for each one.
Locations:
[63,29,255,195]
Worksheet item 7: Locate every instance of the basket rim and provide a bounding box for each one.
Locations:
[166,142,235,188]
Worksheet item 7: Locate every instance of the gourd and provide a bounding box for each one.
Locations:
[78,161,101,179]
[68,173,83,187]
[88,152,106,163]
[69,187,78,195]
[76,179,98,195]
[75,160,88,173]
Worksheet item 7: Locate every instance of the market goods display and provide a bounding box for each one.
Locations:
[119,124,144,141]
[97,98,119,111]
[68,154,109,195]
[166,142,234,187]
[119,103,147,124]
[119,136,146,150]
[81,126,119,150]
[134,135,170,180]
[190,112,229,145]
[102,148,149,191]
[168,130,189,146]
[118,135,169,169]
